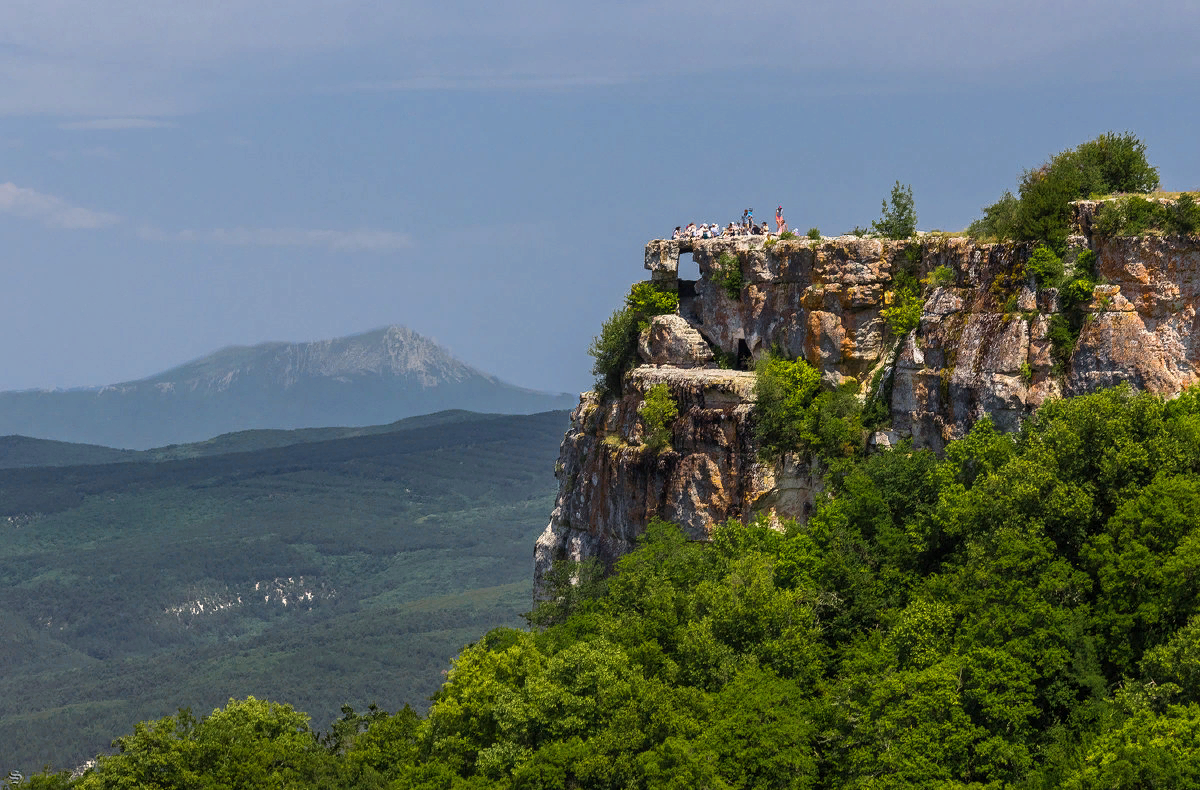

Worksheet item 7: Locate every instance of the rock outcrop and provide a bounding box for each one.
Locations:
[536,204,1200,592]
[637,314,715,368]
[534,367,821,595]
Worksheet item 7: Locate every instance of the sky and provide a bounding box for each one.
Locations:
[2,0,1199,395]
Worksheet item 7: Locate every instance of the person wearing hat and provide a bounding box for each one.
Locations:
[776,206,787,233]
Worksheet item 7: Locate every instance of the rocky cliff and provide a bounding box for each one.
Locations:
[535,204,1200,590]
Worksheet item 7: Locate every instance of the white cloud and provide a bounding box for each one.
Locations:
[138,225,412,252]
[59,118,175,130]
[0,182,122,229]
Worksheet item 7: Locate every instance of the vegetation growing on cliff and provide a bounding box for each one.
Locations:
[753,355,864,464]
[1094,192,1200,237]
[589,283,679,395]
[43,385,1200,789]
[872,181,917,239]
[881,263,923,337]
[969,132,1160,253]
[638,383,678,452]
[709,252,744,301]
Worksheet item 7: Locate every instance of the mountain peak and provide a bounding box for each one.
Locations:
[144,325,483,392]
[0,326,574,448]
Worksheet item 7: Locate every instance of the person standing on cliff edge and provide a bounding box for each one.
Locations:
[776,206,786,233]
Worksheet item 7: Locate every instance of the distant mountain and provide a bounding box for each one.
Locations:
[0,409,511,468]
[0,327,577,448]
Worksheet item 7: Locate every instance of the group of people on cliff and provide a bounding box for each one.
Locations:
[670,207,788,240]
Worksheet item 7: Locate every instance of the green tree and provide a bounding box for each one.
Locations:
[589,283,678,395]
[75,698,337,790]
[972,132,1160,252]
[752,355,822,459]
[872,181,918,239]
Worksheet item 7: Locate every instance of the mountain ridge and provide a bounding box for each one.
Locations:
[0,409,512,468]
[0,326,575,449]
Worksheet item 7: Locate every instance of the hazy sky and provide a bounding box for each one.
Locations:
[3,1,1199,394]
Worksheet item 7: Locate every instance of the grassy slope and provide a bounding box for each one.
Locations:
[0,410,568,773]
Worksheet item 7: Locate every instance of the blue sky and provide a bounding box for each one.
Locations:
[2,0,1199,395]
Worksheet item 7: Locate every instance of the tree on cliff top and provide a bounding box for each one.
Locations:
[872,181,917,239]
[970,131,1160,252]
[589,283,678,396]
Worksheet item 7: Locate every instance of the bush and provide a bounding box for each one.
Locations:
[753,355,864,462]
[881,288,922,336]
[1047,313,1078,374]
[639,383,678,452]
[849,225,869,237]
[968,191,1020,240]
[872,181,917,239]
[1171,193,1200,234]
[806,227,821,241]
[1075,248,1098,277]
[753,355,822,459]
[589,283,678,395]
[1059,277,1095,311]
[779,230,799,240]
[710,251,744,301]
[926,265,955,288]
[971,132,1160,252]
[1027,246,1064,288]
[626,281,678,324]
[1094,193,1200,237]
[1126,195,1167,234]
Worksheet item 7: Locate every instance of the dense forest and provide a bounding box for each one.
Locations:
[24,384,1200,788]
[0,411,567,773]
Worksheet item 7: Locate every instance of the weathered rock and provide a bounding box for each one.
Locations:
[536,206,1200,594]
[637,314,715,368]
[533,366,822,597]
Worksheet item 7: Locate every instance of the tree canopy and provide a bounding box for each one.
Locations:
[31,385,1200,789]
[970,132,1161,253]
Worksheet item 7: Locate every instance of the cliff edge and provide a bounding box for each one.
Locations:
[536,203,1200,592]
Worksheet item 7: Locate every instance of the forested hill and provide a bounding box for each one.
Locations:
[0,409,503,468]
[0,410,568,774]
[0,326,576,448]
[29,385,1200,788]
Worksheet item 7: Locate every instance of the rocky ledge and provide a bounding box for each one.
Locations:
[533,365,821,596]
[537,205,1200,594]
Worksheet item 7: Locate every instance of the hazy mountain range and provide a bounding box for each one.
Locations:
[0,326,576,448]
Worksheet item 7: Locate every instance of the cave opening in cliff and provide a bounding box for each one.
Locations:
[678,252,700,281]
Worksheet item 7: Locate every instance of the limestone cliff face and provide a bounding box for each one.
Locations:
[536,207,1200,591]
[533,367,821,591]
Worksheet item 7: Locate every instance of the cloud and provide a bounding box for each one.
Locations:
[138,225,412,252]
[0,182,122,229]
[59,118,175,130]
[1,0,1198,115]
[344,74,634,93]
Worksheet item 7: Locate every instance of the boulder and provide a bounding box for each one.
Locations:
[637,314,715,368]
